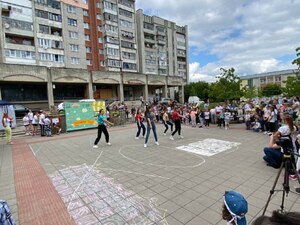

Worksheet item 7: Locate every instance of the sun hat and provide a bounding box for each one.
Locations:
[224,191,248,225]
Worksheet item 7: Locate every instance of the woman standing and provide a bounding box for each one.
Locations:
[135,108,145,139]
[2,112,13,144]
[32,112,39,136]
[170,107,184,140]
[162,109,173,135]
[93,109,114,148]
[144,105,159,148]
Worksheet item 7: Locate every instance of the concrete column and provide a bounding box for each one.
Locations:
[144,75,148,102]
[180,84,185,104]
[88,71,94,99]
[119,70,124,102]
[162,83,168,99]
[47,68,54,109]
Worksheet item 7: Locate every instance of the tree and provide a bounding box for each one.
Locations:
[283,47,300,97]
[184,81,210,101]
[260,83,282,97]
[241,85,258,99]
[209,67,242,102]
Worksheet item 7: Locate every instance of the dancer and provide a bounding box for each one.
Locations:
[93,109,114,148]
[162,109,173,135]
[135,108,145,139]
[144,105,159,148]
[2,112,13,145]
[170,107,184,140]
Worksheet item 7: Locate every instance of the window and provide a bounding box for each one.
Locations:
[106,36,119,45]
[104,1,117,11]
[38,38,51,48]
[96,2,101,8]
[121,40,135,49]
[100,61,105,66]
[82,0,88,4]
[70,44,79,52]
[84,22,90,29]
[97,25,102,31]
[86,59,92,65]
[119,8,132,18]
[121,30,134,39]
[98,37,103,43]
[71,57,80,64]
[49,12,62,22]
[145,59,156,65]
[83,10,88,16]
[69,31,78,39]
[123,62,136,70]
[96,14,101,20]
[120,19,133,29]
[86,47,91,53]
[107,47,119,56]
[143,22,154,30]
[104,24,118,34]
[118,0,134,8]
[122,51,136,60]
[39,25,50,34]
[104,13,118,22]
[53,54,64,62]
[5,49,36,60]
[36,9,48,19]
[39,53,64,62]
[68,18,77,26]
[107,59,121,67]
[85,34,90,41]
[67,5,76,13]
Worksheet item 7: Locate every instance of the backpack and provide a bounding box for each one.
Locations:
[0,200,15,225]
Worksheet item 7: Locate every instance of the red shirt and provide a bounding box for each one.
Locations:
[135,113,142,121]
[172,111,180,121]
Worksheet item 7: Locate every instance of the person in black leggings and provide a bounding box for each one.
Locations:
[170,107,184,140]
[93,109,114,148]
[162,109,173,135]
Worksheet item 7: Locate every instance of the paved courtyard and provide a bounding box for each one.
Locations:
[1,123,300,225]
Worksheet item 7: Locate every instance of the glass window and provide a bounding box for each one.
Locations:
[71,57,80,64]
[120,19,133,29]
[86,47,91,53]
[85,34,90,41]
[67,5,76,13]
[119,8,132,18]
[69,31,78,39]
[84,22,90,29]
[70,44,79,52]
[68,18,77,26]
[83,10,88,16]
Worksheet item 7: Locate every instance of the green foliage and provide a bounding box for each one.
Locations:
[260,83,282,97]
[283,47,300,97]
[208,67,242,102]
[241,86,258,99]
[184,81,210,101]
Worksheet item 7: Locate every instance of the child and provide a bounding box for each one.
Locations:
[244,111,251,130]
[44,116,52,137]
[252,118,262,132]
[204,108,210,128]
[224,109,231,130]
[22,113,30,135]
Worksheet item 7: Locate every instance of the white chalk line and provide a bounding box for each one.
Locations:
[118,144,206,169]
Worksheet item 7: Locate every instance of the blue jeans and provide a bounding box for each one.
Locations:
[263,147,282,168]
[145,122,158,144]
[136,122,145,137]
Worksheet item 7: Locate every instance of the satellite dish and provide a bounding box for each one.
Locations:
[4,23,10,29]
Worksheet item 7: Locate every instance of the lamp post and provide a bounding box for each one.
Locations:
[119,61,124,103]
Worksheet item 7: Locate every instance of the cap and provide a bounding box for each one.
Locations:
[224,191,248,225]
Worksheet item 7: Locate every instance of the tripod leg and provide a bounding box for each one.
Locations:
[262,161,284,216]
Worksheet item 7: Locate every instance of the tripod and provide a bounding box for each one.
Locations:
[262,151,300,216]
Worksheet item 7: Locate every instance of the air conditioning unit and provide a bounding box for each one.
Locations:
[4,23,10,29]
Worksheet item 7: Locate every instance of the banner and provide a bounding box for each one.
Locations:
[65,101,105,131]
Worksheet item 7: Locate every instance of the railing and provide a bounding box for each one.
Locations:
[2,17,33,31]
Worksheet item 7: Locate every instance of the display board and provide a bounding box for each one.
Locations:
[65,101,105,131]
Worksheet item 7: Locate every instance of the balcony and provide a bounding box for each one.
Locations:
[2,17,34,36]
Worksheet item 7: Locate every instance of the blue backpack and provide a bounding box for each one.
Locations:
[0,200,15,225]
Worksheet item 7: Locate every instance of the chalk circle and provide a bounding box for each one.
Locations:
[119,144,205,168]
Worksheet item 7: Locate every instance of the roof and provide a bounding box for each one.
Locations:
[240,69,298,80]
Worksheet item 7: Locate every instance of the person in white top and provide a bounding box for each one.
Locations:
[28,109,33,133]
[39,111,46,136]
[2,112,13,144]
[32,112,39,136]
[22,113,30,135]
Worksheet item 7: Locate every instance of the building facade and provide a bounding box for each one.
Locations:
[0,0,188,108]
[240,69,298,89]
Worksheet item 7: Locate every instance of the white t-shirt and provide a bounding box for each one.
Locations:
[278,125,291,136]
[204,112,210,120]
[23,116,29,126]
[28,112,33,121]
[32,115,38,125]
[39,113,45,125]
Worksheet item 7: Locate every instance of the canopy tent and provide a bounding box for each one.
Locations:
[0,100,16,130]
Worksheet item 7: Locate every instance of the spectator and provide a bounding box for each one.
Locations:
[2,112,13,145]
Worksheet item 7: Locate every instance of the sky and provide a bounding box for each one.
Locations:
[136,0,300,83]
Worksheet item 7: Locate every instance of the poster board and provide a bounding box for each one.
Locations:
[65,101,105,131]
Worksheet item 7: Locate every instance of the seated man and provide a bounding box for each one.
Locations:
[263,133,282,168]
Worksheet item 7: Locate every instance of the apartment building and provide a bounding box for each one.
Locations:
[240,69,298,89]
[136,9,189,79]
[0,0,188,106]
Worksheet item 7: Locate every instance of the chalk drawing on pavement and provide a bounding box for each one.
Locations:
[49,164,167,225]
[176,138,241,156]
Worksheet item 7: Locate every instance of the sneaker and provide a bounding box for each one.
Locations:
[263,131,268,134]
[135,137,139,140]
[93,145,98,149]
[144,144,147,148]
[170,136,174,140]
[107,142,112,146]
[155,142,159,146]
[179,135,184,139]
[59,128,62,133]
[289,175,297,181]
[163,133,166,136]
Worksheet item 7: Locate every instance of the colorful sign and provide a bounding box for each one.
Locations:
[65,101,105,131]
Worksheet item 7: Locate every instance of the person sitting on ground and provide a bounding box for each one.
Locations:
[252,210,300,225]
[252,118,262,132]
[262,132,282,168]
[222,190,248,225]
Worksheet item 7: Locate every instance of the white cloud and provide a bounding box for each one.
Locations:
[136,0,300,82]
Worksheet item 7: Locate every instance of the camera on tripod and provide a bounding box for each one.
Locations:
[275,136,293,154]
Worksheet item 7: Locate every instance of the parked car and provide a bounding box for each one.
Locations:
[14,104,42,118]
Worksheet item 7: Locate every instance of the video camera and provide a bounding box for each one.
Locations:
[276,136,294,154]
